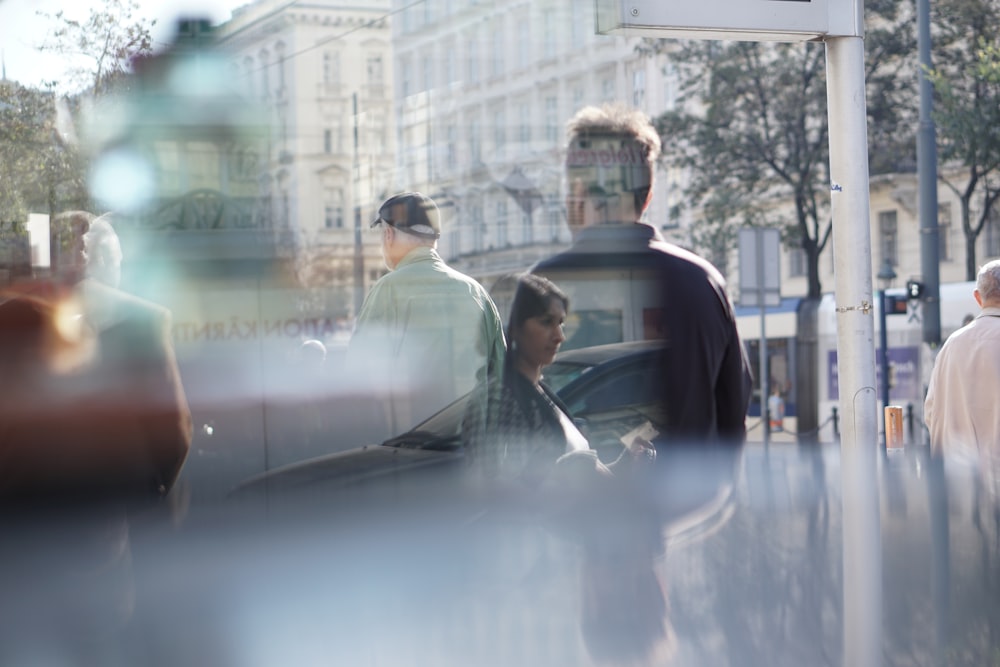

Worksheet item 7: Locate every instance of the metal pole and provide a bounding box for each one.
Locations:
[759,229,769,450]
[917,0,941,347]
[352,92,365,316]
[879,287,890,451]
[825,35,882,667]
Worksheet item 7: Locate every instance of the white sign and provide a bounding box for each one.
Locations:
[738,227,782,307]
[596,0,862,42]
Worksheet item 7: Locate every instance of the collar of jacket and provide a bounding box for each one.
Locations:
[569,222,665,253]
[395,245,441,270]
[979,306,1000,319]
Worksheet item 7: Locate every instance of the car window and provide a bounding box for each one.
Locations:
[541,361,594,393]
[560,359,667,458]
[386,394,470,449]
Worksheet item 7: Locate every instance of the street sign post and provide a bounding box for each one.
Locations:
[596,0,862,42]
[739,227,782,450]
[597,1,880,665]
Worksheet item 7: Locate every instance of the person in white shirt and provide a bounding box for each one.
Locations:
[925,259,1000,501]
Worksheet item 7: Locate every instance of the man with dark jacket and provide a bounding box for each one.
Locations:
[532,104,752,448]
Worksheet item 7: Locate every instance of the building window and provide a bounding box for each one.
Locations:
[367,55,383,86]
[401,58,412,98]
[518,103,530,146]
[938,202,952,261]
[664,62,679,111]
[878,209,898,267]
[572,86,585,115]
[244,57,255,98]
[789,247,806,277]
[466,37,479,84]
[471,200,484,252]
[259,49,270,99]
[496,200,508,247]
[401,4,412,33]
[446,124,457,170]
[987,207,1000,258]
[516,19,530,69]
[632,68,646,108]
[324,129,332,154]
[494,110,505,160]
[544,96,558,144]
[602,77,615,103]
[276,42,286,92]
[449,226,460,258]
[324,189,344,229]
[542,9,556,59]
[323,51,337,84]
[548,207,561,241]
[491,20,504,77]
[421,54,433,92]
[444,47,456,84]
[470,118,482,164]
[570,9,585,48]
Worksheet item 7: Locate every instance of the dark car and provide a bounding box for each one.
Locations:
[232,340,668,504]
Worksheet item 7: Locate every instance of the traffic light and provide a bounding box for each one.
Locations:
[885,294,909,315]
[906,280,925,300]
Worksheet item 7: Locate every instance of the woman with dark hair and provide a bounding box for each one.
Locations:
[460,274,671,666]
[463,273,589,487]
[462,273,652,495]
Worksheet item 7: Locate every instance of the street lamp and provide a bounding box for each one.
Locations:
[877,259,897,423]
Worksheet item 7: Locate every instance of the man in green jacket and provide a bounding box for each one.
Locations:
[348,192,506,440]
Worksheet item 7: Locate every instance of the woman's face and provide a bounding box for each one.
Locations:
[514,298,567,371]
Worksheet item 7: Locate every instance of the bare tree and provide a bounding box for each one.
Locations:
[928,0,1000,279]
[36,0,156,96]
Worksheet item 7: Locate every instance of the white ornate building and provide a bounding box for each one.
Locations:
[389,0,681,289]
[216,0,397,317]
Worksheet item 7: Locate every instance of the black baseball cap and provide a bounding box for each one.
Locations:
[372,192,441,240]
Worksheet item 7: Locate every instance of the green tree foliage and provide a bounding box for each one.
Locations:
[0,0,159,226]
[0,81,89,224]
[646,0,916,299]
[36,0,156,95]
[928,0,1000,280]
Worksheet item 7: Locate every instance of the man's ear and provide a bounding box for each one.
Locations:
[640,173,655,214]
[640,188,654,215]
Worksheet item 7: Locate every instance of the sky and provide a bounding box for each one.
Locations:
[0,0,248,90]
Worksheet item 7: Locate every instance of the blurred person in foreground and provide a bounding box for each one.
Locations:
[2,211,191,502]
[0,212,192,662]
[461,274,672,667]
[925,258,1000,506]
[65,212,192,499]
[348,192,506,441]
[533,104,751,447]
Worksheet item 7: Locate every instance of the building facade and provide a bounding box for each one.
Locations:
[217,0,397,318]
[389,0,681,291]
[747,168,1000,303]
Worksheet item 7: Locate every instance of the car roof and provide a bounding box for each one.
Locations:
[551,339,664,366]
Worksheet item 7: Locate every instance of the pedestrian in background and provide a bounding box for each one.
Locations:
[925,259,1000,503]
[348,192,506,440]
[768,386,785,433]
[533,104,752,447]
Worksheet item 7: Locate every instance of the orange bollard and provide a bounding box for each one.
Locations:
[885,405,904,450]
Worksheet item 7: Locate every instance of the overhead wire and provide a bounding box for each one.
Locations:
[210,0,428,78]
